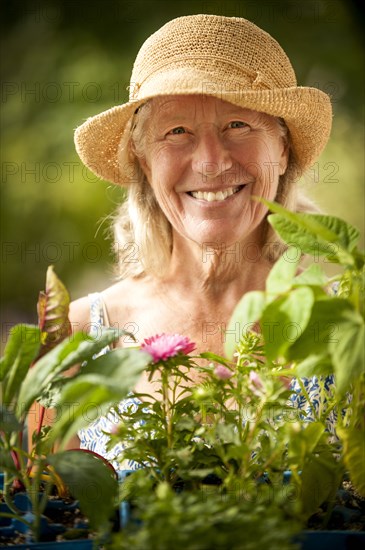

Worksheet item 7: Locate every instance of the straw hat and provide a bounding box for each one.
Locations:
[74,14,332,186]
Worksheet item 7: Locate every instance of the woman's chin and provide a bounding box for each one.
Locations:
[185,227,253,250]
[170,211,266,253]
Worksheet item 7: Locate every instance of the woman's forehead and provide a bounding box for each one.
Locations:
[149,95,269,123]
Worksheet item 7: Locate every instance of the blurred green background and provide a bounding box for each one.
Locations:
[1,0,364,340]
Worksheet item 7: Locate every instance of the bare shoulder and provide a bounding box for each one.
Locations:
[101,276,151,321]
[68,276,150,333]
[102,277,148,302]
[69,295,92,334]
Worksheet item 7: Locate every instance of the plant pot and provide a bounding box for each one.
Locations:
[297,530,365,550]
[4,541,93,549]
[0,502,91,548]
[1,472,92,547]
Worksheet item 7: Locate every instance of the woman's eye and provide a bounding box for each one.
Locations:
[228,121,249,129]
[169,127,186,135]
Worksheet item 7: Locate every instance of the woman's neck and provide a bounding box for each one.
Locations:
[162,225,273,302]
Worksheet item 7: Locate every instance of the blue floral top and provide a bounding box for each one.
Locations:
[78,293,336,470]
[77,293,142,470]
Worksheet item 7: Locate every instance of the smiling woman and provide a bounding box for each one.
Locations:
[129,96,289,252]
[38,14,334,460]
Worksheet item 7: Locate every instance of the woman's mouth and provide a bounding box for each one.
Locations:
[187,185,245,202]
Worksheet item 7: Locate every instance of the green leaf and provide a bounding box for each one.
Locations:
[287,298,364,393]
[337,427,365,497]
[80,347,151,380]
[295,355,333,378]
[262,287,314,361]
[287,298,351,362]
[37,378,64,409]
[0,405,22,433]
[300,449,341,518]
[329,309,365,395]
[48,450,118,534]
[303,422,326,454]
[1,324,41,404]
[0,448,19,474]
[264,199,359,246]
[293,264,329,287]
[37,266,71,357]
[16,328,120,419]
[259,199,359,265]
[49,348,150,446]
[199,352,231,367]
[224,291,266,358]
[265,246,301,296]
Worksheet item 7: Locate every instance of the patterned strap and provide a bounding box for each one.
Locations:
[88,292,112,354]
[88,292,104,329]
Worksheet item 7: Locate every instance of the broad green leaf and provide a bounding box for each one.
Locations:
[287,422,342,519]
[295,355,333,378]
[80,347,151,380]
[302,422,326,454]
[269,214,355,265]
[260,199,358,265]
[262,287,314,361]
[293,264,329,287]
[329,309,365,395]
[49,378,129,446]
[287,298,352,362]
[265,246,301,296]
[337,428,365,497]
[300,450,341,518]
[262,198,359,250]
[49,348,150,445]
[48,450,118,533]
[287,422,325,463]
[16,328,120,418]
[1,325,41,404]
[224,291,265,358]
[37,266,71,357]
[36,378,64,409]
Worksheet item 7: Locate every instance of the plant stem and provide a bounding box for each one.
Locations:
[22,454,45,541]
[297,378,319,421]
[3,470,24,516]
[161,368,173,451]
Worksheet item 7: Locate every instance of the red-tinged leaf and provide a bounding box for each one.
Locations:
[37,266,71,357]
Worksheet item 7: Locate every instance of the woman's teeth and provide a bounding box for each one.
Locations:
[189,186,242,202]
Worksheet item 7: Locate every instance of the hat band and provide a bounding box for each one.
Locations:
[129,57,284,101]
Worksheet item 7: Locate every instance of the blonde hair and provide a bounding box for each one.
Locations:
[113,100,319,278]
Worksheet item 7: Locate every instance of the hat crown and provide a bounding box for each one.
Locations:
[129,14,297,100]
[74,14,332,186]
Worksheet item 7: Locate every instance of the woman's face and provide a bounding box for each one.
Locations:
[139,95,288,247]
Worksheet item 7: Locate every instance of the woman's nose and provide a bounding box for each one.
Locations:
[192,128,233,179]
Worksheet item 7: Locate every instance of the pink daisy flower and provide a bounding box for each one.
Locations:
[214,365,233,380]
[141,333,196,363]
[249,370,264,395]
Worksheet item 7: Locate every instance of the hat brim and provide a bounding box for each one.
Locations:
[74,85,332,186]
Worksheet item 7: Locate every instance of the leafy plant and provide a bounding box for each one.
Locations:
[107,204,364,547]
[0,266,151,543]
[1,204,364,548]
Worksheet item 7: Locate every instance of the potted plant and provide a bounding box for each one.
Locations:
[105,203,364,549]
[0,267,151,547]
[1,204,364,548]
